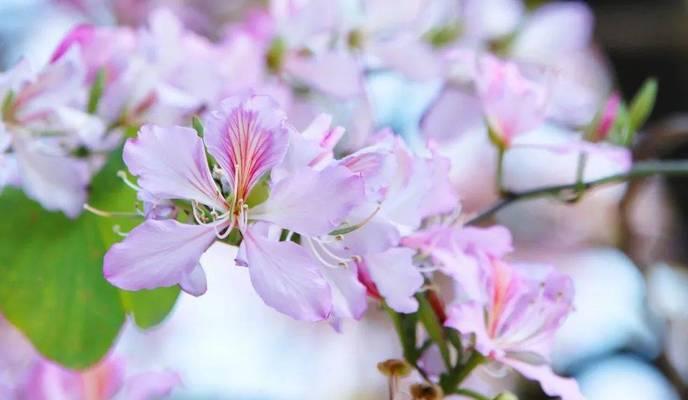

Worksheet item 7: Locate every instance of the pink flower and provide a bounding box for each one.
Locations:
[445,258,584,400]
[21,355,179,400]
[0,50,111,217]
[403,225,513,300]
[475,55,548,147]
[104,95,367,321]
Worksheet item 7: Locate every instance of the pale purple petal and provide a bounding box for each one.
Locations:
[511,2,593,60]
[22,360,82,400]
[122,370,181,400]
[421,87,484,143]
[500,358,585,400]
[380,139,458,230]
[240,227,332,321]
[320,265,368,331]
[272,114,344,180]
[463,0,524,40]
[13,137,89,218]
[363,248,423,313]
[284,52,363,98]
[445,302,502,358]
[104,219,222,291]
[203,95,289,202]
[458,226,513,257]
[372,36,444,81]
[179,264,208,297]
[339,145,396,203]
[336,216,400,256]
[124,125,226,210]
[251,165,365,236]
[402,225,513,301]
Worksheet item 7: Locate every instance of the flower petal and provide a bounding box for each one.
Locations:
[104,219,221,291]
[124,125,226,210]
[320,265,368,331]
[445,301,501,358]
[121,370,181,400]
[363,248,423,313]
[284,52,362,98]
[203,95,289,202]
[241,227,332,321]
[501,358,585,400]
[179,264,208,297]
[251,165,365,236]
[13,137,89,218]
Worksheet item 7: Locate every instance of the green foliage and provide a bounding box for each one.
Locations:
[87,69,106,114]
[0,150,180,369]
[417,293,451,369]
[119,287,180,329]
[192,115,204,137]
[425,24,461,48]
[628,78,658,133]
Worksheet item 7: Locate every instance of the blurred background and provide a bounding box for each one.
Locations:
[2,0,688,399]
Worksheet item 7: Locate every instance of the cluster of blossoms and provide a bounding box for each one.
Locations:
[0,0,656,398]
[101,94,583,398]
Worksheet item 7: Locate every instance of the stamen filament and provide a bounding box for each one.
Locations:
[83,204,140,218]
[116,170,142,192]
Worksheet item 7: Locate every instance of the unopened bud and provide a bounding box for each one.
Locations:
[493,391,518,400]
[377,359,412,378]
[410,383,443,400]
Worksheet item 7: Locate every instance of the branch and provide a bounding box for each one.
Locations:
[467,159,688,225]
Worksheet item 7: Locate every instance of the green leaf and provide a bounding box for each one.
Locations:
[91,151,182,330]
[417,293,451,369]
[87,69,106,114]
[2,90,14,120]
[192,115,204,137]
[424,24,462,48]
[245,176,270,207]
[119,287,180,329]
[0,150,180,369]
[628,77,658,133]
[383,303,418,363]
[0,188,126,369]
[608,103,633,147]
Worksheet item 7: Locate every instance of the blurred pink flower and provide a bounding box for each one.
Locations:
[22,356,179,400]
[475,55,548,147]
[445,259,584,400]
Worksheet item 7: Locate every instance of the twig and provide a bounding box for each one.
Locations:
[467,159,688,225]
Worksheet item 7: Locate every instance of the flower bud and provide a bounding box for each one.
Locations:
[410,383,443,400]
[377,359,412,378]
[493,391,518,400]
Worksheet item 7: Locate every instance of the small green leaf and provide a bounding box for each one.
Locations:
[245,176,270,207]
[383,303,419,363]
[417,294,451,369]
[425,24,462,48]
[494,392,518,400]
[608,103,633,147]
[192,115,204,137]
[628,77,657,133]
[119,287,180,329]
[87,69,106,114]
[266,37,287,73]
[2,90,15,120]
